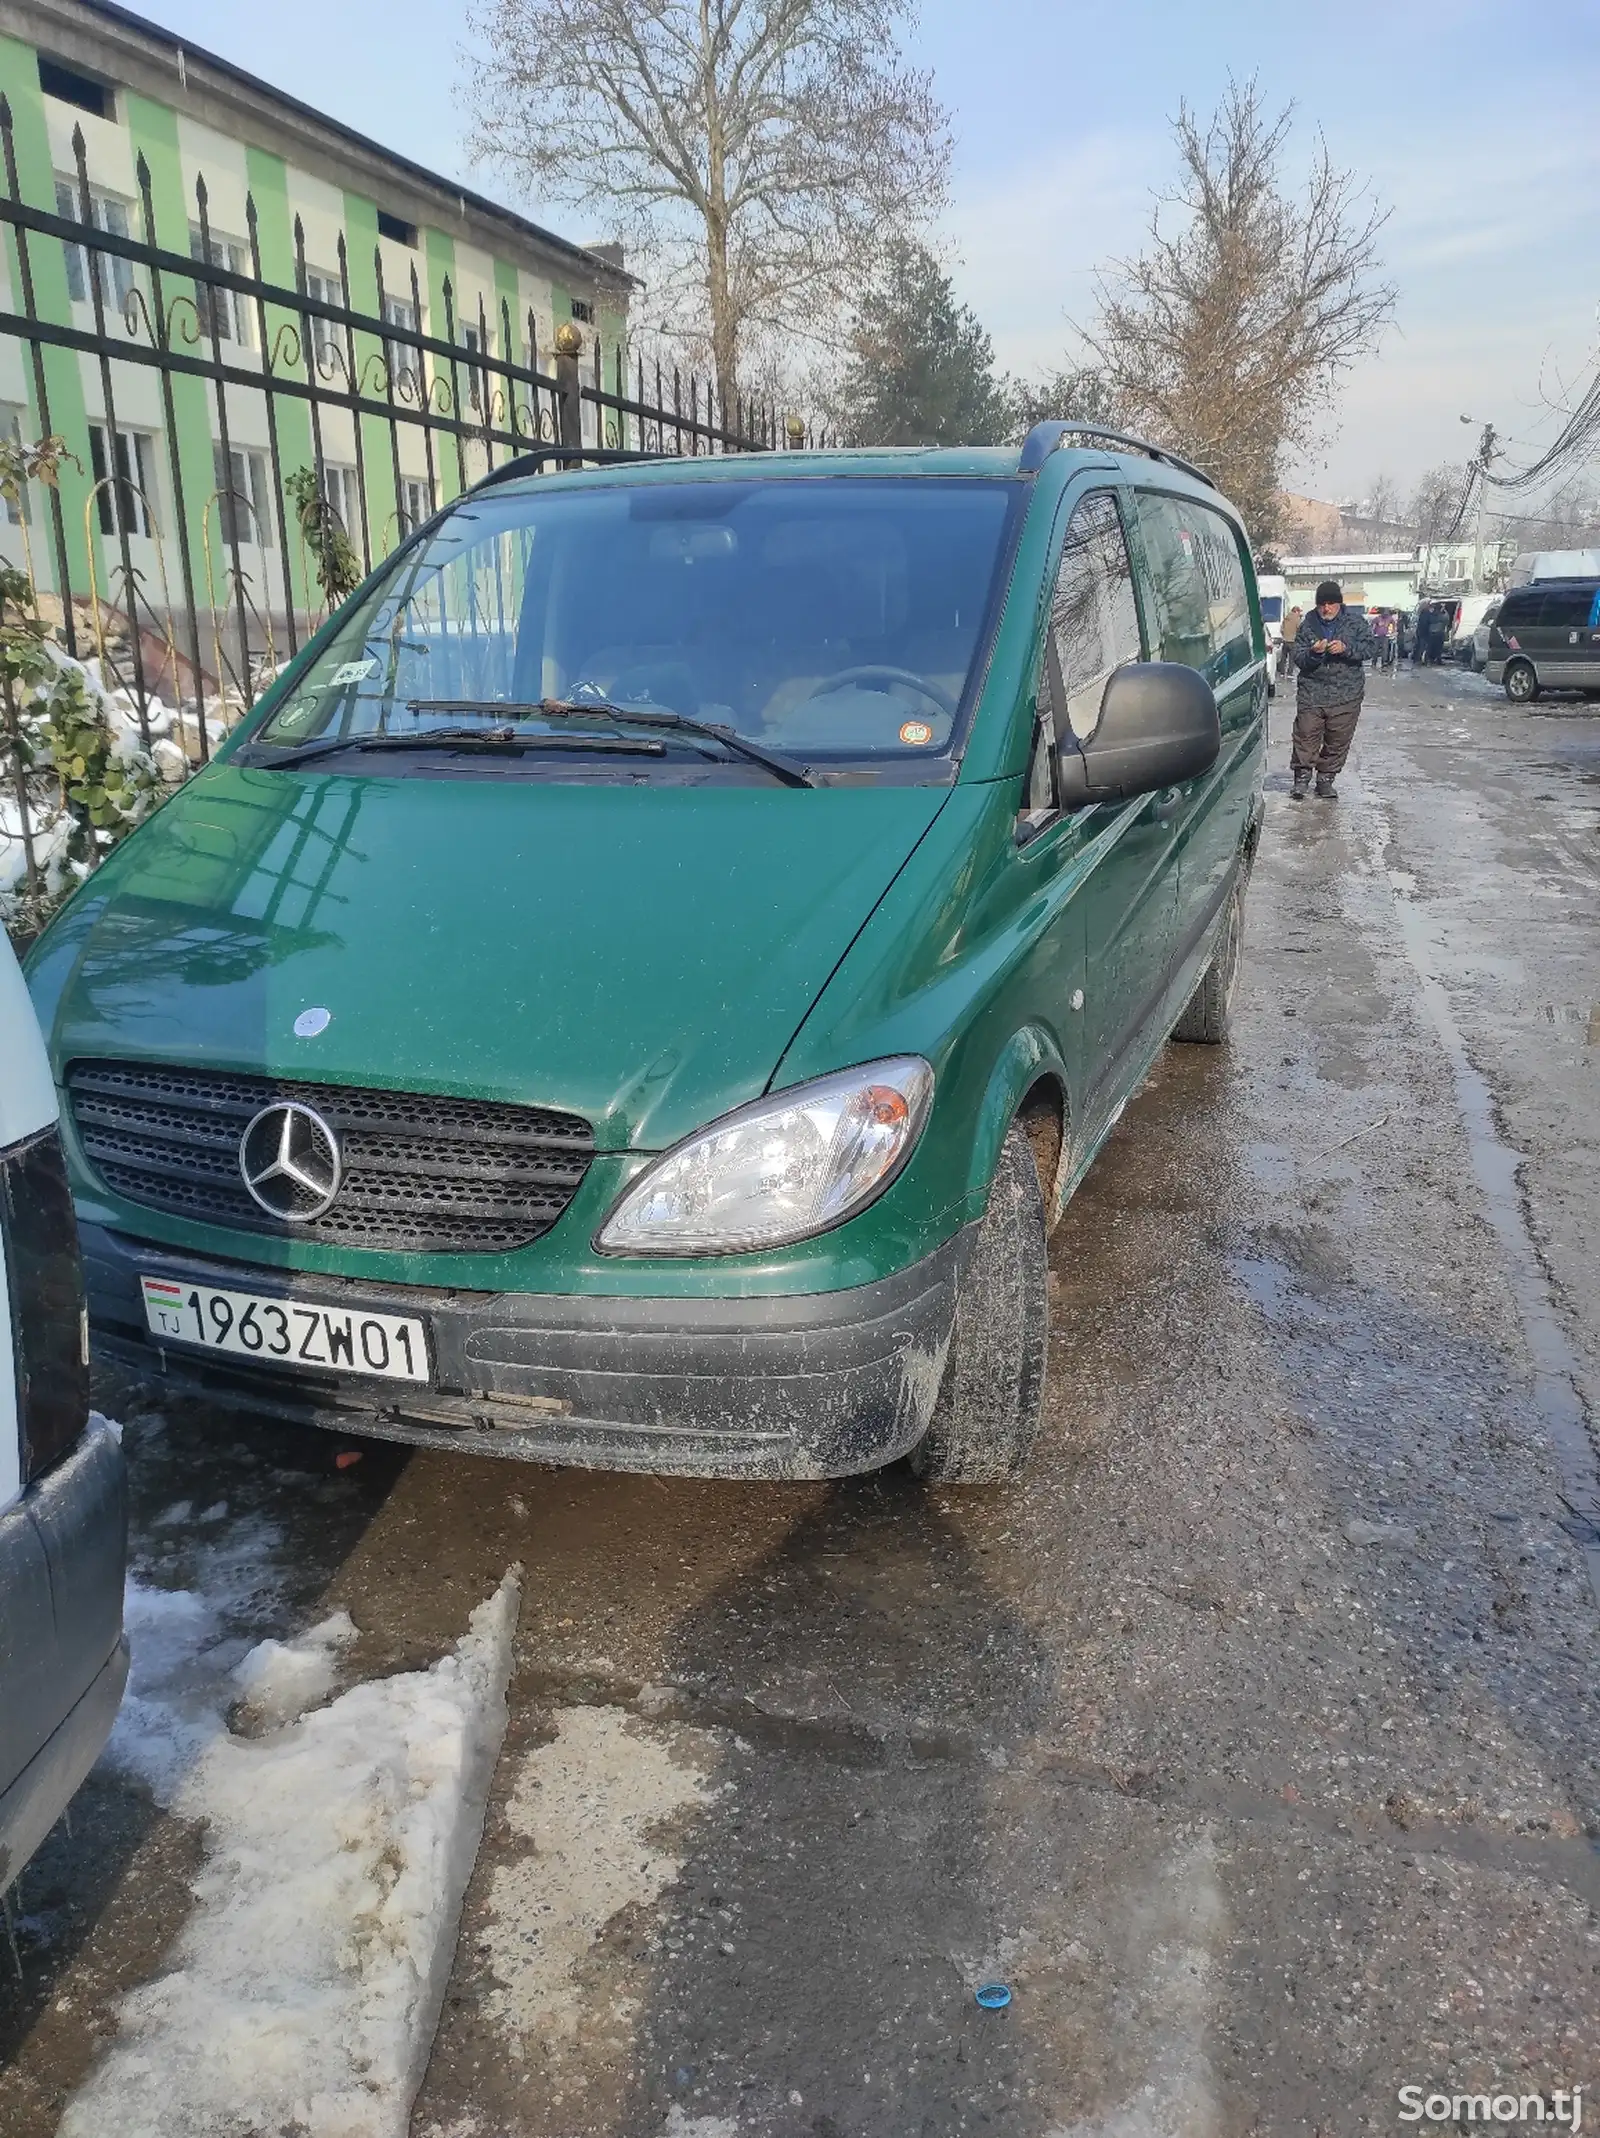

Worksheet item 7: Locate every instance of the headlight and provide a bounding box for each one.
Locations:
[596,1057,934,1256]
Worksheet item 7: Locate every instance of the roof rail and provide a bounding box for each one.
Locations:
[1018,422,1217,490]
[467,444,670,493]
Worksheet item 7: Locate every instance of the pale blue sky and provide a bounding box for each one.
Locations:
[140,0,1598,499]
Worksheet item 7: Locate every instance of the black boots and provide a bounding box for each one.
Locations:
[1290,769,1311,801]
[1315,775,1337,800]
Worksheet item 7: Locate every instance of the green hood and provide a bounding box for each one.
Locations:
[32,766,950,1149]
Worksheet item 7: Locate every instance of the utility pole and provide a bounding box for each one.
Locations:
[1462,417,1499,590]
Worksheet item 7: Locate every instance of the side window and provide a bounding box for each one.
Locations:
[1133,491,1213,671]
[1193,507,1254,677]
[1497,591,1538,632]
[1538,586,1594,630]
[1047,491,1142,744]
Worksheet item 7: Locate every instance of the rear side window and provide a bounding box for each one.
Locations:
[1496,590,1541,630]
[1046,491,1143,741]
[1538,585,1599,628]
[1133,492,1254,682]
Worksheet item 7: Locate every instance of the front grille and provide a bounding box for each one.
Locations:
[66,1060,596,1254]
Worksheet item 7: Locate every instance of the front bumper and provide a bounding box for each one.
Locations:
[82,1222,971,1479]
[0,1421,129,1896]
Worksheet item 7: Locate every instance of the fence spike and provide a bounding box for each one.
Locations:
[134,148,151,190]
[245,191,258,231]
[71,120,87,161]
[0,93,13,130]
[193,167,207,211]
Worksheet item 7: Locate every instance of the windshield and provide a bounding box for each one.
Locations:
[254,476,1017,767]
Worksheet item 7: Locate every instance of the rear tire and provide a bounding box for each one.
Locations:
[1504,660,1538,704]
[1172,871,1245,1045]
[909,1124,1048,1484]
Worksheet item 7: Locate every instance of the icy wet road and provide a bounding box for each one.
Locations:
[5,662,1599,2138]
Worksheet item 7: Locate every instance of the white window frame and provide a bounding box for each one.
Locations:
[88,422,159,538]
[189,227,254,348]
[212,442,273,550]
[55,177,137,316]
[304,270,343,372]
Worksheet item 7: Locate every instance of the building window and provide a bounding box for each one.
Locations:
[212,443,272,548]
[55,179,136,314]
[2,407,33,526]
[303,270,343,371]
[319,464,360,540]
[376,210,418,248]
[189,228,253,347]
[569,298,594,325]
[38,56,112,120]
[382,294,420,395]
[400,477,433,534]
[462,323,485,412]
[88,423,158,538]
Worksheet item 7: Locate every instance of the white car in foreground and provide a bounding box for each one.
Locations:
[0,931,126,1902]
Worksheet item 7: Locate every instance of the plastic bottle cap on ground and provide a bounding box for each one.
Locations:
[975,1983,1011,2009]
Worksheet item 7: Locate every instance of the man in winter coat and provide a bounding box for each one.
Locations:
[1289,579,1374,800]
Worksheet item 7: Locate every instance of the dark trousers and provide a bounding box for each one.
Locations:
[1291,696,1362,779]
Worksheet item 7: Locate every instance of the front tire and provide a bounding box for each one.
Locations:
[1504,660,1538,704]
[1172,871,1245,1044]
[910,1124,1048,1484]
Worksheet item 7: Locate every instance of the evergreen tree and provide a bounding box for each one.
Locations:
[837,243,1009,447]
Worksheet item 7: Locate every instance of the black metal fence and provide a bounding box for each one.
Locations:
[0,98,831,930]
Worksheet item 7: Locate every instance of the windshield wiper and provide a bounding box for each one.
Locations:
[534,698,816,789]
[253,724,665,767]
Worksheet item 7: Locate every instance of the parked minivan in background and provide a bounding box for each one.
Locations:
[1487,579,1600,701]
[1471,596,1502,673]
[1449,592,1498,666]
[27,426,1266,1485]
[1,932,127,1901]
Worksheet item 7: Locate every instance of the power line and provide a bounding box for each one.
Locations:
[1481,363,1600,495]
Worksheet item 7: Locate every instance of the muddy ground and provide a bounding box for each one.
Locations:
[4,660,1598,2137]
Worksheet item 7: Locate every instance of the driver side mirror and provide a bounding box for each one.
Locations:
[1055,662,1221,807]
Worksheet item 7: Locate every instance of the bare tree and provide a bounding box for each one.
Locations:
[463,0,950,413]
[1490,477,1600,553]
[1408,461,1471,545]
[1006,364,1127,441]
[1364,473,1405,536]
[1076,79,1395,543]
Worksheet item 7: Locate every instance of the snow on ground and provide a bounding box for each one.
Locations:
[109,1496,293,1804]
[59,1571,522,2138]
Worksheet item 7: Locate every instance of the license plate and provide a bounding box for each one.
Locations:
[140,1276,430,1383]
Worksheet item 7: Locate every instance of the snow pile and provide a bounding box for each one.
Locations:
[0,789,71,893]
[232,1608,358,1729]
[60,1571,522,2138]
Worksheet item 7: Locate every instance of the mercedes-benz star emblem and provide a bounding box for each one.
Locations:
[239,1101,342,1222]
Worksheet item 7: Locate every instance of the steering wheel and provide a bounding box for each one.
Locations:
[803,666,959,719]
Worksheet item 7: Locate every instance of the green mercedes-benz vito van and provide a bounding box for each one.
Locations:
[26,424,1266,1483]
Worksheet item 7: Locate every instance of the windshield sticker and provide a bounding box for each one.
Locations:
[899,719,934,747]
[330,659,378,686]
